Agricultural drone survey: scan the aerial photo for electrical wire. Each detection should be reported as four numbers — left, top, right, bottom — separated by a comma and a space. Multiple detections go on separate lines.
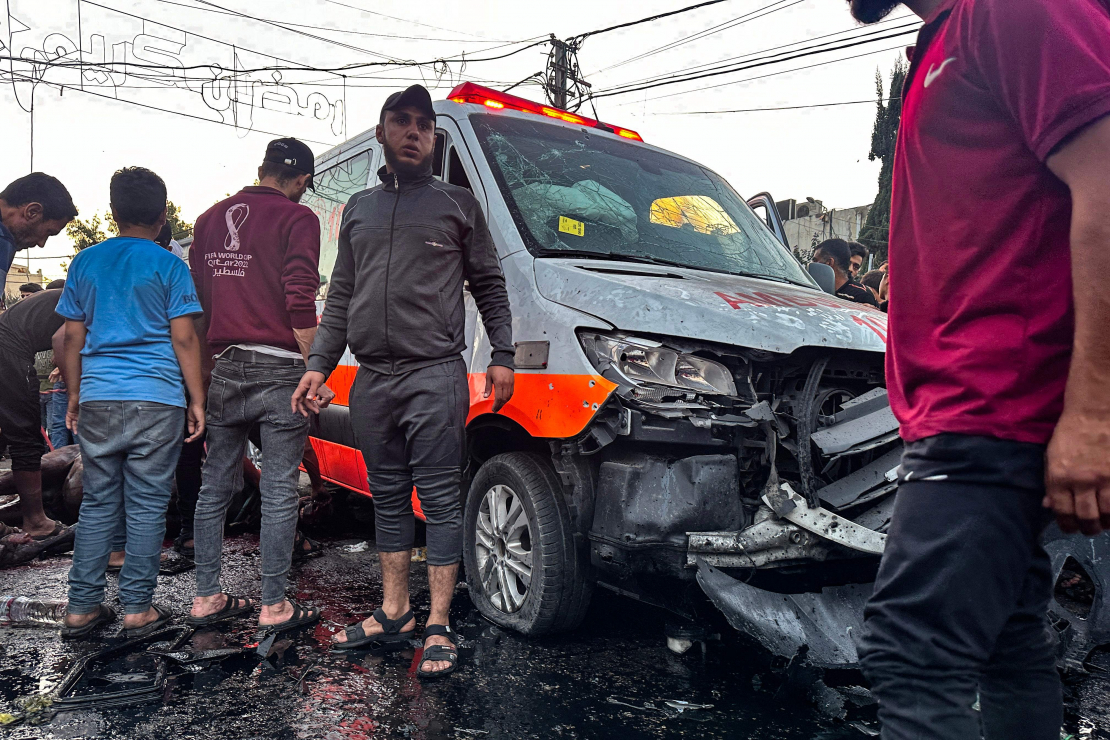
317, 0, 494, 39
602, 14, 917, 89
598, 20, 916, 96
573, 0, 736, 43
592, 29, 915, 99
142, 0, 518, 42
653, 96, 898, 113
615, 43, 908, 105
593, 0, 800, 74
3, 68, 334, 145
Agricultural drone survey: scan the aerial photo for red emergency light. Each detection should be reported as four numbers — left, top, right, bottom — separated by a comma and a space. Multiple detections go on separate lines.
447, 82, 643, 142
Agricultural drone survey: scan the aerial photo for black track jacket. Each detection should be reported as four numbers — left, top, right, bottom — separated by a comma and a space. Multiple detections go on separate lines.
308, 166, 514, 377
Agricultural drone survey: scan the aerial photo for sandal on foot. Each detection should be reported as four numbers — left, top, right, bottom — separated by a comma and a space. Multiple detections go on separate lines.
186, 594, 256, 626
60, 603, 116, 639
121, 603, 173, 639
258, 598, 320, 635
416, 624, 458, 680
331, 607, 414, 652
292, 532, 324, 563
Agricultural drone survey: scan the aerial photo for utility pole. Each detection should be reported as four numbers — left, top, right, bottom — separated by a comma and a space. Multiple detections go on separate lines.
545, 35, 588, 111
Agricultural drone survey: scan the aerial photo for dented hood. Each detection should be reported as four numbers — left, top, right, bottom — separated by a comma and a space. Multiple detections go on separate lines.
534, 258, 888, 354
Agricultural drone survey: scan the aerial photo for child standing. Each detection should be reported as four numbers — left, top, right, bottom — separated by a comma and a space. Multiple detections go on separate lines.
58, 167, 205, 638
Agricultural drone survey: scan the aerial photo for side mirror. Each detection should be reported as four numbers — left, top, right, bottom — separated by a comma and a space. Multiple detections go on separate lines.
808, 262, 836, 294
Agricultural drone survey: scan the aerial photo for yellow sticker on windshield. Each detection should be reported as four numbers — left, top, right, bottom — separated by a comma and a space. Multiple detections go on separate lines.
558, 216, 585, 237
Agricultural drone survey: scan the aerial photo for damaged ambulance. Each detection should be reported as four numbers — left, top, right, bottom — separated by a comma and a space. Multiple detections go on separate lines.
303, 83, 1105, 670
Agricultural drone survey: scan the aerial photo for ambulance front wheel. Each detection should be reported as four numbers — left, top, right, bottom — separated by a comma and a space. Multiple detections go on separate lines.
463, 452, 593, 635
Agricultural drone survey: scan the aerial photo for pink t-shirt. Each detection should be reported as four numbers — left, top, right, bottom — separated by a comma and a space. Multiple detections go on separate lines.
887, 0, 1110, 445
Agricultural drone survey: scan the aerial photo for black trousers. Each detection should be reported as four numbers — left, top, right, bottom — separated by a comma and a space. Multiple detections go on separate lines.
0, 348, 45, 472
349, 359, 468, 566
858, 434, 1062, 739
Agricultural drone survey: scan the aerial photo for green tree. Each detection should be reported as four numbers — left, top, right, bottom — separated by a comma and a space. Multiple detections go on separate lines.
65, 212, 111, 252
858, 59, 906, 265
165, 200, 193, 240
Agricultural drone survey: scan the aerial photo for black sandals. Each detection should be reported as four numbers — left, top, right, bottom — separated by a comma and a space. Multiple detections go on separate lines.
416, 624, 458, 680
331, 607, 415, 651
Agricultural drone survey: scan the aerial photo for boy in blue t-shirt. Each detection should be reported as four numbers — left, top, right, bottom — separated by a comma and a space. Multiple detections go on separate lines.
57, 167, 206, 639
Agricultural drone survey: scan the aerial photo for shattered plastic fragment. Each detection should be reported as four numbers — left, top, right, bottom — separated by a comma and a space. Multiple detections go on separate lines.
343, 541, 371, 553
664, 700, 714, 712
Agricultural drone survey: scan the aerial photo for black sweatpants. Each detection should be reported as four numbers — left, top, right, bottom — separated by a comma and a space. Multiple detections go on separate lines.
0, 348, 45, 472
349, 359, 468, 566
858, 434, 1062, 740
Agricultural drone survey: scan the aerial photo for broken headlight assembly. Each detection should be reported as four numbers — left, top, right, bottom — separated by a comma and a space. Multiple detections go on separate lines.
579, 332, 738, 397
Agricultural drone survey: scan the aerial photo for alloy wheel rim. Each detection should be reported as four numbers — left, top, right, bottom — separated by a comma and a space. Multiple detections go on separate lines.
475, 484, 533, 613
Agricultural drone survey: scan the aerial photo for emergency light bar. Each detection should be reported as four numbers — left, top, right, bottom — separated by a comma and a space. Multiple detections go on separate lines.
447, 82, 643, 142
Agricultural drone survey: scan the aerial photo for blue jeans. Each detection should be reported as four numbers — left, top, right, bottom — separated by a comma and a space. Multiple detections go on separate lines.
49, 382, 74, 449
68, 401, 184, 615
194, 357, 308, 606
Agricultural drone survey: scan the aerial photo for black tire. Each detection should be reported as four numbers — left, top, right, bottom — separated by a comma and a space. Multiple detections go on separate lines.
463, 452, 592, 635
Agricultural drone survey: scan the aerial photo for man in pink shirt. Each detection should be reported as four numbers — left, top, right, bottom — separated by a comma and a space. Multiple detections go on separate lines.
847, 0, 1110, 737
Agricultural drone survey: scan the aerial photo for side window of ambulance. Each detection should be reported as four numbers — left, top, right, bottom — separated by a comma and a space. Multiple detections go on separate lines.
432, 132, 446, 179
447, 147, 472, 192
301, 150, 374, 296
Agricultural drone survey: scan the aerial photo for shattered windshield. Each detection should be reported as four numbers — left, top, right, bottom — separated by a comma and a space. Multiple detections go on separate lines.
472, 114, 814, 286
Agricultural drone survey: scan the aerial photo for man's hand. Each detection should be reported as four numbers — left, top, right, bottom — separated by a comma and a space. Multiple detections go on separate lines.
48, 367, 61, 384
292, 371, 330, 416
66, 395, 80, 433
185, 400, 206, 443
1045, 409, 1110, 535
483, 365, 515, 413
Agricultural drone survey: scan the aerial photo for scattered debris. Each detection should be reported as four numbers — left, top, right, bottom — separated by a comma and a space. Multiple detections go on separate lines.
0, 595, 68, 626
342, 541, 371, 553
663, 700, 714, 713
849, 720, 880, 737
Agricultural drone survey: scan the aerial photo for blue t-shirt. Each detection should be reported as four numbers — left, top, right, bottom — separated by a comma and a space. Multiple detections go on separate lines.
56, 237, 202, 407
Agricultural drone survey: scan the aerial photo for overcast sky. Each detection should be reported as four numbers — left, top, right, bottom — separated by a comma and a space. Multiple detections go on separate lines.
1, 0, 911, 279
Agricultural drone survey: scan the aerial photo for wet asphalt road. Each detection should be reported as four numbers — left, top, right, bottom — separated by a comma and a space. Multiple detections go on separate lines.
2, 495, 1109, 739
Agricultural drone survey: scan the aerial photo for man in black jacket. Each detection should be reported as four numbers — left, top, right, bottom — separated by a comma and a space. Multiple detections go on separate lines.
293, 85, 514, 678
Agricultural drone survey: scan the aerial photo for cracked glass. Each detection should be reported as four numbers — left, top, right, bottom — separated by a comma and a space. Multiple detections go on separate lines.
303, 150, 373, 292
471, 114, 814, 287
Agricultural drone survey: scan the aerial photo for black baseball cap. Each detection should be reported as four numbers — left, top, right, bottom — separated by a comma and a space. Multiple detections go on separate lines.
264, 137, 316, 191
380, 84, 436, 123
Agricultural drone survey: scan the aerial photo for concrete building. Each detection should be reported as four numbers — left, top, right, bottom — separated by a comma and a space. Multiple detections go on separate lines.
777, 198, 872, 263
4, 262, 45, 303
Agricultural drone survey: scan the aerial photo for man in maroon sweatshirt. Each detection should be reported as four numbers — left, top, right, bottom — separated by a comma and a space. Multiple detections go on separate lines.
186, 138, 330, 632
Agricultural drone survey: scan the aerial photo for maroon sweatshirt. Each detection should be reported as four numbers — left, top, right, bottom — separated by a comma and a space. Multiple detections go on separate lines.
190, 186, 321, 355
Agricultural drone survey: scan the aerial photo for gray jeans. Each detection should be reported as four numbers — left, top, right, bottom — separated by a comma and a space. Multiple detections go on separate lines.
68, 401, 183, 614
193, 357, 309, 606
350, 359, 468, 566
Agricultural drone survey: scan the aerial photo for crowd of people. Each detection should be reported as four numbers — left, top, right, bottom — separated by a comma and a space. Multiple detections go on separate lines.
0, 84, 511, 680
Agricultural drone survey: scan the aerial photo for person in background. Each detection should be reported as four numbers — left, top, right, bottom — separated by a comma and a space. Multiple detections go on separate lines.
0, 288, 71, 539
849, 241, 869, 282
58, 167, 205, 639
20, 283, 43, 298
155, 222, 186, 260
44, 280, 75, 449
847, 0, 1110, 737
860, 269, 885, 300
187, 137, 326, 632
0, 174, 77, 308
812, 238, 879, 307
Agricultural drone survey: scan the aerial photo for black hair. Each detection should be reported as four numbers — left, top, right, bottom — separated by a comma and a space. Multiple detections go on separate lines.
155, 221, 173, 248
860, 269, 884, 292
46, 278, 65, 289
110, 167, 167, 227
814, 238, 852, 273
0, 173, 78, 222
259, 160, 303, 185
19, 282, 43, 293
849, 241, 869, 260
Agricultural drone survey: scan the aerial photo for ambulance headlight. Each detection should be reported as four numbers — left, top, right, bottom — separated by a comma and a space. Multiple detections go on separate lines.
578, 333, 737, 397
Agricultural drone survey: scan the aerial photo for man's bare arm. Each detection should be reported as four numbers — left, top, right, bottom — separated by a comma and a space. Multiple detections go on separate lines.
171, 316, 207, 442
292, 326, 317, 364
1045, 114, 1110, 535
61, 320, 87, 432
51, 325, 66, 382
